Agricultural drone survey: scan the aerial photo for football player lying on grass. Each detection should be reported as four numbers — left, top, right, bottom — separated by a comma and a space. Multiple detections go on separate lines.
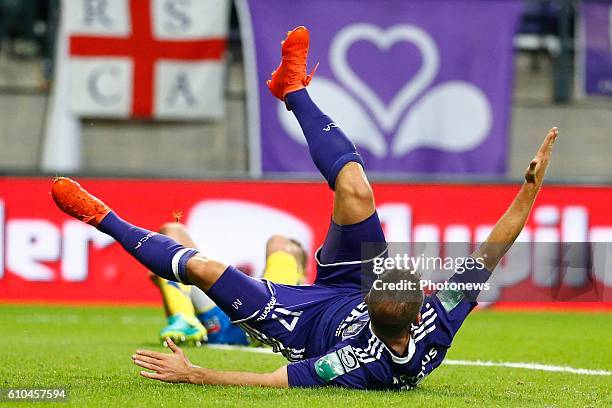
51, 26, 558, 390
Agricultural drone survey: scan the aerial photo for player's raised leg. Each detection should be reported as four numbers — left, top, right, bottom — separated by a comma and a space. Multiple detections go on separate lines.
268, 27, 382, 279
267, 26, 375, 226
50, 178, 272, 325
50, 177, 219, 286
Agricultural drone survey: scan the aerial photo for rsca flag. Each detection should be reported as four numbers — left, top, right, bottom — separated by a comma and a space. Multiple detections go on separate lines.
65, 0, 230, 120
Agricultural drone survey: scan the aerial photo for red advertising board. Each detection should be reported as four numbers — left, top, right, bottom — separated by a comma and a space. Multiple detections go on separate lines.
1, 177, 611, 307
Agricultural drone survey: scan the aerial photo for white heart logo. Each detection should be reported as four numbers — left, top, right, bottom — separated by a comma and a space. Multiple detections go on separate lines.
277, 23, 493, 160
330, 24, 439, 132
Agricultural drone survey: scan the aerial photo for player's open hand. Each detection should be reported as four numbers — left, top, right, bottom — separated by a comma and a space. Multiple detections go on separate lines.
132, 338, 194, 383
524, 127, 559, 187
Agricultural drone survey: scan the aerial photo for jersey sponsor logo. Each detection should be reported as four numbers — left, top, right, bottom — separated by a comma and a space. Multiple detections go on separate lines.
271, 307, 303, 332
255, 295, 277, 321
314, 345, 361, 382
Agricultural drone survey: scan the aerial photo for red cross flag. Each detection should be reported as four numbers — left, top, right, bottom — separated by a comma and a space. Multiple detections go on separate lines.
64, 0, 229, 120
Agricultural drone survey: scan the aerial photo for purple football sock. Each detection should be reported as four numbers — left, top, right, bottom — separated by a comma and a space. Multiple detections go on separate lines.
285, 88, 364, 190
97, 212, 196, 284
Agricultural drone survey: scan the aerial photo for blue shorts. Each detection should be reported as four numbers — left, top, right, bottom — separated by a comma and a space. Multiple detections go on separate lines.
206, 212, 387, 361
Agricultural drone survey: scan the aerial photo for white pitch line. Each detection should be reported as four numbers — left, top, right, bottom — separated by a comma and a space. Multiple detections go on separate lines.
205, 344, 611, 376
207, 344, 275, 354
443, 359, 611, 376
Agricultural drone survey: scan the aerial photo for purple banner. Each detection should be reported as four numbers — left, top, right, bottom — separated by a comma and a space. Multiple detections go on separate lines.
239, 0, 522, 175
582, 1, 612, 96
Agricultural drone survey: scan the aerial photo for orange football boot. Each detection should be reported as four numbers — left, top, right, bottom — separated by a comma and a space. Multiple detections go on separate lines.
50, 177, 111, 227
267, 26, 318, 101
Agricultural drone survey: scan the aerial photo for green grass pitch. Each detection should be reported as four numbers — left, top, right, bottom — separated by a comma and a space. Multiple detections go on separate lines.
1, 304, 610, 407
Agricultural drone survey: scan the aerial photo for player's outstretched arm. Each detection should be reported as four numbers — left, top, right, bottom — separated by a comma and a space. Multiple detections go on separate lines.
473, 127, 559, 271
132, 338, 289, 388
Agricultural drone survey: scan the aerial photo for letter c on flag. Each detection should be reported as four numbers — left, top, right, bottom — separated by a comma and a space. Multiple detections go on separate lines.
88, 65, 121, 106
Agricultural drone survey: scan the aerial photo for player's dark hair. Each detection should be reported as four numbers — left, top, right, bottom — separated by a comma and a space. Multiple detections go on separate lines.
365, 268, 424, 340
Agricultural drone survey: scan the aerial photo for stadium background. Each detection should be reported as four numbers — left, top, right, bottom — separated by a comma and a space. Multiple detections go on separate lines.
0, 0, 609, 306
0, 1, 610, 406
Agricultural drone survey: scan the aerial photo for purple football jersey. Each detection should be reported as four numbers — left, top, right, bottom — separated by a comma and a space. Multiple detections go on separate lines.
287, 290, 481, 390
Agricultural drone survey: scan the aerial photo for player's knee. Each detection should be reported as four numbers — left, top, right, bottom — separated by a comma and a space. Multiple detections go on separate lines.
335, 162, 373, 201
159, 222, 186, 237
186, 256, 211, 281
336, 176, 374, 205
185, 256, 226, 290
